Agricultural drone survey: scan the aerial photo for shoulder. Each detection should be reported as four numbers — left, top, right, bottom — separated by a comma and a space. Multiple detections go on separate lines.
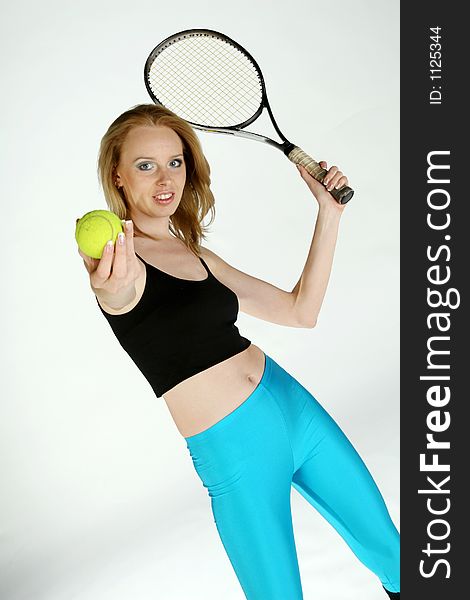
198, 245, 216, 261
198, 245, 227, 274
198, 245, 248, 288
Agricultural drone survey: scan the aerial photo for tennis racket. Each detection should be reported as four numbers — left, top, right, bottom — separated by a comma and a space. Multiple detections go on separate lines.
144, 28, 354, 205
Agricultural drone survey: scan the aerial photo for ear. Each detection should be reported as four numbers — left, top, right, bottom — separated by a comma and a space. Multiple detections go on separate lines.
113, 166, 122, 188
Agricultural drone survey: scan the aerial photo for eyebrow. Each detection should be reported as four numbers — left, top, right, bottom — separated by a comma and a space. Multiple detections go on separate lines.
133, 154, 184, 162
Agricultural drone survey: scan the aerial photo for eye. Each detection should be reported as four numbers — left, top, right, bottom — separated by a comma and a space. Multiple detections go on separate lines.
137, 162, 154, 171
169, 158, 183, 168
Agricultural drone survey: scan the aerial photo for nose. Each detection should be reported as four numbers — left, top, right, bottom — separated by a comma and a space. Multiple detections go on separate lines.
155, 167, 172, 186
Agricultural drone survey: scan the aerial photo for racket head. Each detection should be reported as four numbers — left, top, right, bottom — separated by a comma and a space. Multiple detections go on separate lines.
144, 29, 267, 130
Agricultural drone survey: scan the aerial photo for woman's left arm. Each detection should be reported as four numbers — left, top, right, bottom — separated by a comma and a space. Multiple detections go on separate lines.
291, 161, 348, 327
199, 161, 349, 329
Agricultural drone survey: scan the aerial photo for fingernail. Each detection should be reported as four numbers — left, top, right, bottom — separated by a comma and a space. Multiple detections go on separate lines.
118, 232, 125, 245
335, 182, 341, 189
324, 179, 329, 186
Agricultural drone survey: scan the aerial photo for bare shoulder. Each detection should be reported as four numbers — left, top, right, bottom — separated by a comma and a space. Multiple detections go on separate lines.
199, 246, 221, 266
198, 244, 217, 260
198, 245, 229, 274
197, 244, 253, 290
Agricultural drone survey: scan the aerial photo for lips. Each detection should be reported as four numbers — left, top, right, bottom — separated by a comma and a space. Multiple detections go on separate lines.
153, 192, 175, 204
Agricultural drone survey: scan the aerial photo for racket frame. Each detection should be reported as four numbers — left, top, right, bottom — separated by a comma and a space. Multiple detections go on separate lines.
144, 28, 295, 154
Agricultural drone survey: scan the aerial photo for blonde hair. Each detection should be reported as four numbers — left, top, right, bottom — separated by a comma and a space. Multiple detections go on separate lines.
97, 104, 216, 256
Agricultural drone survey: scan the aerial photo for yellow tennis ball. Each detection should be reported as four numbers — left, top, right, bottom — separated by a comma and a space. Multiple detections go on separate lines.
75, 210, 124, 259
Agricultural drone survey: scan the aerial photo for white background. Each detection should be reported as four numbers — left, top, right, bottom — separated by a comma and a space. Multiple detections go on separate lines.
1, 0, 399, 598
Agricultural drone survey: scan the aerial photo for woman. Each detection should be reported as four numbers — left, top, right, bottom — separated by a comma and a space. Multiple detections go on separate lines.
77, 104, 400, 599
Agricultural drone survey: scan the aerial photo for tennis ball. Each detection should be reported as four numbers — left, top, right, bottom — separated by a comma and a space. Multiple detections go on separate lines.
75, 210, 124, 259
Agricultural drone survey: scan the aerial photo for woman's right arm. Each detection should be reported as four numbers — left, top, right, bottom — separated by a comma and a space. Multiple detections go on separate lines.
77, 219, 144, 312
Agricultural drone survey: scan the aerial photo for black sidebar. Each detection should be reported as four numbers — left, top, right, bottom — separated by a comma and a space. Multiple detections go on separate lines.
401, 3, 466, 599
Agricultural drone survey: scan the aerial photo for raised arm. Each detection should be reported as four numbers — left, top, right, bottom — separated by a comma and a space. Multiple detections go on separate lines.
291, 160, 348, 327
199, 160, 349, 329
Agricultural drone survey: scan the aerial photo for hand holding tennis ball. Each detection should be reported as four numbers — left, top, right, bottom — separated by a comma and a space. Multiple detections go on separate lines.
75, 210, 143, 302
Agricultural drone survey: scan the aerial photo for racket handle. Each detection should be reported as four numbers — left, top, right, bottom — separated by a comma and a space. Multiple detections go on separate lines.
287, 146, 354, 204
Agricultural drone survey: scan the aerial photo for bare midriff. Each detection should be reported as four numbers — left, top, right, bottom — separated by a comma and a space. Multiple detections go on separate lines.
162, 343, 266, 438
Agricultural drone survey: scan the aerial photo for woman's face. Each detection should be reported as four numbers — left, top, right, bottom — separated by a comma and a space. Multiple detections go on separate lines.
115, 125, 187, 219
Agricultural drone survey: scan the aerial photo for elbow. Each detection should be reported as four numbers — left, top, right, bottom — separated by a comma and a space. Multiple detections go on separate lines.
291, 296, 317, 328
295, 312, 317, 329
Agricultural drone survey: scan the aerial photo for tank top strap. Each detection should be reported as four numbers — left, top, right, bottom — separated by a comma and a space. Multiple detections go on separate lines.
198, 255, 212, 278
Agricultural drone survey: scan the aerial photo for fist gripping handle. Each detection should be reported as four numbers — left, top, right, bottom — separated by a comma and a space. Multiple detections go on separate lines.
287, 146, 354, 205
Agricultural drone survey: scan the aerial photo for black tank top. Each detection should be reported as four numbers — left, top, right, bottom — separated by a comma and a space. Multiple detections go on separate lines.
95, 252, 252, 397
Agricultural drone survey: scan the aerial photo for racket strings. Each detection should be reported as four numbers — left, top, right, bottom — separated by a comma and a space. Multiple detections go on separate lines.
150, 39, 260, 123
150, 42, 259, 124
147, 35, 263, 127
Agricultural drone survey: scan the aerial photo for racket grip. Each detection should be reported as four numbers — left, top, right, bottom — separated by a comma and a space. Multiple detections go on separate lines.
287, 146, 354, 204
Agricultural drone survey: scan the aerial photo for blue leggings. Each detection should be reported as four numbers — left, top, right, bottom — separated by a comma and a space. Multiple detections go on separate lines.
185, 352, 400, 598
